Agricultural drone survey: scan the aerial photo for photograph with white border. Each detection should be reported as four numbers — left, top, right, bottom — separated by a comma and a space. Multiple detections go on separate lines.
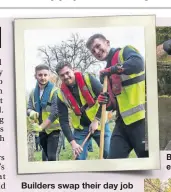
14, 15, 160, 174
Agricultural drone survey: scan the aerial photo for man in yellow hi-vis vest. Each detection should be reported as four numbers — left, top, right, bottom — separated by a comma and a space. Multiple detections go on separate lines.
27, 64, 61, 161
56, 61, 111, 160
86, 34, 149, 159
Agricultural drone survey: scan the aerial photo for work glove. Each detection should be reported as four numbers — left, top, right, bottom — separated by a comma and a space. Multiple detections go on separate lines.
31, 123, 43, 132
163, 39, 171, 55
29, 110, 39, 121
100, 64, 124, 84
97, 92, 109, 105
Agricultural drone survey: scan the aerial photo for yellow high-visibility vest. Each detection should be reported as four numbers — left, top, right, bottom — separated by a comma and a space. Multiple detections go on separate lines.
116, 45, 145, 125
31, 86, 61, 134
58, 73, 106, 130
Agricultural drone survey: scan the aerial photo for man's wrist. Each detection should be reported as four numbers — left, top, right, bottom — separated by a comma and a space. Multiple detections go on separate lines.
94, 117, 101, 125
40, 119, 52, 130
39, 124, 44, 130
70, 139, 76, 146
70, 140, 78, 149
38, 125, 43, 132
111, 64, 124, 74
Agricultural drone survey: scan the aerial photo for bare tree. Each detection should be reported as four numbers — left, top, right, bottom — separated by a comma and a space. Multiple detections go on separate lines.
38, 33, 102, 75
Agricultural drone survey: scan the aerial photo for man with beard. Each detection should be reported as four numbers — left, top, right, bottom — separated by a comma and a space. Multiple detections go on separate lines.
27, 64, 61, 161
86, 34, 148, 159
56, 61, 111, 160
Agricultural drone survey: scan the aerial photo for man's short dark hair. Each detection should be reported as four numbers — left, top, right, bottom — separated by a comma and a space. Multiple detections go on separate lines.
35, 64, 49, 73
55, 61, 72, 74
86, 34, 107, 49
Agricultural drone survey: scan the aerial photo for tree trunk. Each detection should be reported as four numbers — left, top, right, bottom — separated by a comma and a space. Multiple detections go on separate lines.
27, 132, 35, 161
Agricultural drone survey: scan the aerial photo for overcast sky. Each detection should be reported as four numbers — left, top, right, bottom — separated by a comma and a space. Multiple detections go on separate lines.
24, 26, 145, 93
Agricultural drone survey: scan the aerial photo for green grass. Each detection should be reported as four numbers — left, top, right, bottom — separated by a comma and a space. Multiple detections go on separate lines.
34, 139, 136, 161
159, 95, 171, 98
34, 121, 137, 161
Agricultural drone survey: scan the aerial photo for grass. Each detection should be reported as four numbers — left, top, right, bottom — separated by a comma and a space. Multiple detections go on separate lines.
159, 95, 171, 98
34, 139, 136, 161
33, 121, 137, 161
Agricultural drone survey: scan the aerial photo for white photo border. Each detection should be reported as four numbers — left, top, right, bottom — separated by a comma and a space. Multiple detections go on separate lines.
14, 15, 160, 174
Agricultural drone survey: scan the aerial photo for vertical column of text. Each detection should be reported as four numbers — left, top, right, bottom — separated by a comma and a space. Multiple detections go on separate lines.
0, 27, 6, 190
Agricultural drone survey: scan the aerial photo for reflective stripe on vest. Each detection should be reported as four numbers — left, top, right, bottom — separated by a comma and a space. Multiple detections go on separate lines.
58, 73, 106, 130
116, 45, 145, 125
120, 103, 145, 118
31, 86, 61, 134
122, 73, 145, 87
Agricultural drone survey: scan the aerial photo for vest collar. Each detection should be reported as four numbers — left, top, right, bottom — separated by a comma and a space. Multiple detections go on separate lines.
106, 48, 121, 68
61, 72, 95, 116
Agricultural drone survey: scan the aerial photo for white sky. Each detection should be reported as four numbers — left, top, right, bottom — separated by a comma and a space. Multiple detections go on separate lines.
24, 26, 145, 93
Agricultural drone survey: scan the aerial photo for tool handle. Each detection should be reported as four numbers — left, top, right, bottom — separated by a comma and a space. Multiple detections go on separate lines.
73, 131, 91, 160
99, 76, 108, 159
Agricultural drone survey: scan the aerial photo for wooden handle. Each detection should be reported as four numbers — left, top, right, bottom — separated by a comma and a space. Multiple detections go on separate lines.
99, 76, 108, 159
73, 132, 91, 160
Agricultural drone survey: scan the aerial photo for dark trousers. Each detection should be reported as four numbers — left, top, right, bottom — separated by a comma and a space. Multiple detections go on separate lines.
35, 136, 41, 151
39, 130, 60, 161
42, 149, 48, 161
61, 132, 65, 150
108, 117, 149, 159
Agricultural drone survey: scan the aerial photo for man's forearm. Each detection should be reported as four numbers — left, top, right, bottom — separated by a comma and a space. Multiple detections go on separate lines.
57, 96, 75, 143
48, 92, 59, 122
89, 74, 103, 96
27, 95, 35, 116
88, 74, 103, 120
121, 56, 144, 75
95, 105, 102, 120
60, 122, 74, 143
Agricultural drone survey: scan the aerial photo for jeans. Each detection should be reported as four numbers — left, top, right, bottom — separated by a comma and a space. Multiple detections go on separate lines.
108, 118, 149, 159
74, 122, 111, 160
87, 139, 93, 152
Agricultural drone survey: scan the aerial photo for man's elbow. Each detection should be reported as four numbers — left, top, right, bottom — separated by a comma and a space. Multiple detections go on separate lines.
132, 57, 144, 73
